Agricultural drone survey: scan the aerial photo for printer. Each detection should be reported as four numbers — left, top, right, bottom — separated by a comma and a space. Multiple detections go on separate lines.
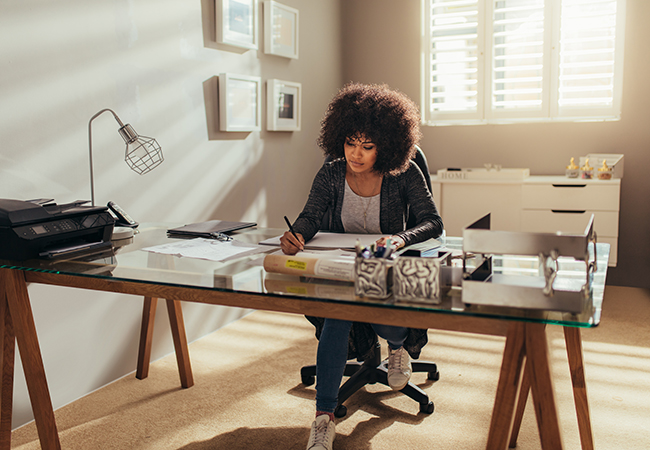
0, 199, 115, 261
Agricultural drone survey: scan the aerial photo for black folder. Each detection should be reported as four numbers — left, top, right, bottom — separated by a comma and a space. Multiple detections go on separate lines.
167, 220, 256, 239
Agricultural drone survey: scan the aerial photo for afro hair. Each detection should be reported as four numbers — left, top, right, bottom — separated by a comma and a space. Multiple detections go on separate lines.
317, 83, 422, 175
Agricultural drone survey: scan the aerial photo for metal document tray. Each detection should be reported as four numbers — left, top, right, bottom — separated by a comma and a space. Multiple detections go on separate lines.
461, 214, 596, 313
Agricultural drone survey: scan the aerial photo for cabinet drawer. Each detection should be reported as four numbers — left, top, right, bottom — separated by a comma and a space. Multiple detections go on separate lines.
521, 210, 619, 236
522, 183, 620, 211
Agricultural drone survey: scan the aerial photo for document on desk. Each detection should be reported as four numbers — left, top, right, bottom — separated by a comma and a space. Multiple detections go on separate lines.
259, 232, 385, 250
142, 238, 269, 262
259, 231, 442, 254
399, 237, 443, 255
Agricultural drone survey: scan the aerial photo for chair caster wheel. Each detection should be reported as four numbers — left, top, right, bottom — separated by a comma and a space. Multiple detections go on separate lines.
428, 371, 440, 381
302, 375, 315, 386
420, 401, 434, 414
334, 405, 347, 418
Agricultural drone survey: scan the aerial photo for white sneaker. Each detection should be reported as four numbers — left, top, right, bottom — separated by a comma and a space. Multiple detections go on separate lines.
387, 347, 412, 390
307, 414, 335, 450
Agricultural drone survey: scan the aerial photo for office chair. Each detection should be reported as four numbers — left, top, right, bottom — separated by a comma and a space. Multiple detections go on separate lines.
300, 145, 440, 417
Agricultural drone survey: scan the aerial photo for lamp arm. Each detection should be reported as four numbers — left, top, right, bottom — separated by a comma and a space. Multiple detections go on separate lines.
88, 109, 126, 206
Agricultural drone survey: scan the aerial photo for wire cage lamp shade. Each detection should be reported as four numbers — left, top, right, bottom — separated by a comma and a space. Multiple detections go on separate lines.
117, 123, 164, 175
88, 109, 164, 206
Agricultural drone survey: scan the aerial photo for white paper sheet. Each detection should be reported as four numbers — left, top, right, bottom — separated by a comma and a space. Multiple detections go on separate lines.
142, 238, 269, 262
259, 232, 441, 253
259, 232, 385, 250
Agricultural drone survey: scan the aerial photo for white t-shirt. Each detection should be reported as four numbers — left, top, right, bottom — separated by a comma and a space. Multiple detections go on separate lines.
341, 179, 381, 234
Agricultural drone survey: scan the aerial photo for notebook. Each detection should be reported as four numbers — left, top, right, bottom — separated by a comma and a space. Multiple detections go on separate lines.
259, 231, 441, 253
167, 220, 256, 238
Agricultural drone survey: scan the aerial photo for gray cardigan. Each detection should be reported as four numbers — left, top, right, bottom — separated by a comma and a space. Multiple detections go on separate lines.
293, 159, 443, 245
295, 159, 444, 360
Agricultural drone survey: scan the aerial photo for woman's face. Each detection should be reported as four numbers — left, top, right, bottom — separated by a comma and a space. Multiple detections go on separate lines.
344, 134, 377, 175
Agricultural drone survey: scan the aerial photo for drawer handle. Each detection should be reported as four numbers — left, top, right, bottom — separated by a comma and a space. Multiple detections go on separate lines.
551, 184, 587, 188
551, 210, 586, 214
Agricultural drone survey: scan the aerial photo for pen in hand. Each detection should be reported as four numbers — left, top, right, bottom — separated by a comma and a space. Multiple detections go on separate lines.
283, 216, 303, 250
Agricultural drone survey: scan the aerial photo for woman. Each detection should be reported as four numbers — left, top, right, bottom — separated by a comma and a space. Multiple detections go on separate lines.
280, 83, 443, 450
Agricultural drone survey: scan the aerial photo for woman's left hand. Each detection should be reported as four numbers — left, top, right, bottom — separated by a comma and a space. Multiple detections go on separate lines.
375, 235, 405, 250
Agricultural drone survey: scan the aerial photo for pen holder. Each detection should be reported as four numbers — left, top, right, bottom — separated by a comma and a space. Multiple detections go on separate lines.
354, 256, 393, 299
393, 252, 451, 304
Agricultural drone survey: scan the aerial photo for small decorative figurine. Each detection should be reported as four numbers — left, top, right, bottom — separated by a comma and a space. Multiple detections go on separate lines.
597, 159, 613, 180
580, 158, 593, 179
566, 157, 579, 178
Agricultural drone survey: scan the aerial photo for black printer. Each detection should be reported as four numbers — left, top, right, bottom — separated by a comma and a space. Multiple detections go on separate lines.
0, 199, 114, 261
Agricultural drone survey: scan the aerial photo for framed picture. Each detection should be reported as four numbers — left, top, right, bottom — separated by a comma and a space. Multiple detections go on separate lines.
219, 73, 262, 132
216, 0, 258, 50
263, 1, 299, 59
267, 79, 301, 131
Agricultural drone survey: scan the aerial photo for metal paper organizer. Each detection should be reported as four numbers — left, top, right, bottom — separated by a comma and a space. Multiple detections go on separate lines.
461, 213, 597, 313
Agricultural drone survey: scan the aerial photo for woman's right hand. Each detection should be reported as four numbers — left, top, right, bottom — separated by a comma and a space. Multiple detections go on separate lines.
279, 231, 305, 255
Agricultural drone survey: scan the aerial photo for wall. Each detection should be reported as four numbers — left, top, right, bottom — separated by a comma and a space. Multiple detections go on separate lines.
342, 0, 650, 288
0, 0, 342, 428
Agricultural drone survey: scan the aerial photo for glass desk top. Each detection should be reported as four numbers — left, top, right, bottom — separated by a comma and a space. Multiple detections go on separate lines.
0, 224, 609, 328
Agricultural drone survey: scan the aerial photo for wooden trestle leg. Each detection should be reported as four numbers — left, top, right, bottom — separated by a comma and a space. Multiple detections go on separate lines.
136, 296, 194, 388
1, 269, 60, 450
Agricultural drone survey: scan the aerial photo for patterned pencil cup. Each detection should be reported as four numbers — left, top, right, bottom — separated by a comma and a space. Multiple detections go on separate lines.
393, 252, 450, 304
354, 257, 393, 299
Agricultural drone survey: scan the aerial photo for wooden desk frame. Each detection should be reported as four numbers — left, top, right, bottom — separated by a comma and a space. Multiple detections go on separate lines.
1, 268, 593, 450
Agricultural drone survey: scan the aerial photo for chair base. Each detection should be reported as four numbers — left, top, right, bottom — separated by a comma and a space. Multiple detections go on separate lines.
300, 343, 438, 417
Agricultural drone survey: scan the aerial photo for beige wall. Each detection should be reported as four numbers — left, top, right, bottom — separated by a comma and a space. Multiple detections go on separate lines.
0, 0, 342, 428
342, 0, 650, 288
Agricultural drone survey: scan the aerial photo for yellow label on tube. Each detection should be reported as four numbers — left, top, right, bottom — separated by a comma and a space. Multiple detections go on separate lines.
286, 259, 307, 270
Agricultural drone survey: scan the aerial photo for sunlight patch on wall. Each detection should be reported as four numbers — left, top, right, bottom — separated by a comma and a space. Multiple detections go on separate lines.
242, 187, 268, 226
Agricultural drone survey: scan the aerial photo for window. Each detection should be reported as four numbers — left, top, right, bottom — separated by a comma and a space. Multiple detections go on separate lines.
422, 0, 626, 125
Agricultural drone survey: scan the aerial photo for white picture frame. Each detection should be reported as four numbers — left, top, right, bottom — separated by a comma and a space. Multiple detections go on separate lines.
219, 73, 262, 132
263, 1, 299, 59
267, 79, 301, 131
216, 0, 258, 50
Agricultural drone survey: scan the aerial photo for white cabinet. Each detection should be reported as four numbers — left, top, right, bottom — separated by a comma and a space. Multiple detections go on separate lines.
432, 179, 522, 234
431, 175, 620, 266
521, 177, 620, 266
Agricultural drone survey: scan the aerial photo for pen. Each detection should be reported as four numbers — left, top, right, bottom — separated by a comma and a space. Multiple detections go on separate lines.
284, 216, 301, 247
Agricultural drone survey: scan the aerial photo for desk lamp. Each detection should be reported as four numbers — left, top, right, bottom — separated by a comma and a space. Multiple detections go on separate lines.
88, 108, 164, 206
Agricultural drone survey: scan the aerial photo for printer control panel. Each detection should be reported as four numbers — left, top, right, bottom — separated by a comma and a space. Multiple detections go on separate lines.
15, 213, 113, 240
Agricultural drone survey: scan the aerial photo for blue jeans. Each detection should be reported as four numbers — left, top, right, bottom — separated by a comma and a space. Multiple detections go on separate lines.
315, 318, 408, 413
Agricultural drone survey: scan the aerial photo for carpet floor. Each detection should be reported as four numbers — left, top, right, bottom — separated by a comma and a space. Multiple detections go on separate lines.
10, 285, 650, 449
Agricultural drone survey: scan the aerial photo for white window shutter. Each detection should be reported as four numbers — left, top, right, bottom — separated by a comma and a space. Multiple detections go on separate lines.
423, 0, 625, 124
556, 0, 624, 119
486, 0, 550, 120
426, 0, 484, 122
